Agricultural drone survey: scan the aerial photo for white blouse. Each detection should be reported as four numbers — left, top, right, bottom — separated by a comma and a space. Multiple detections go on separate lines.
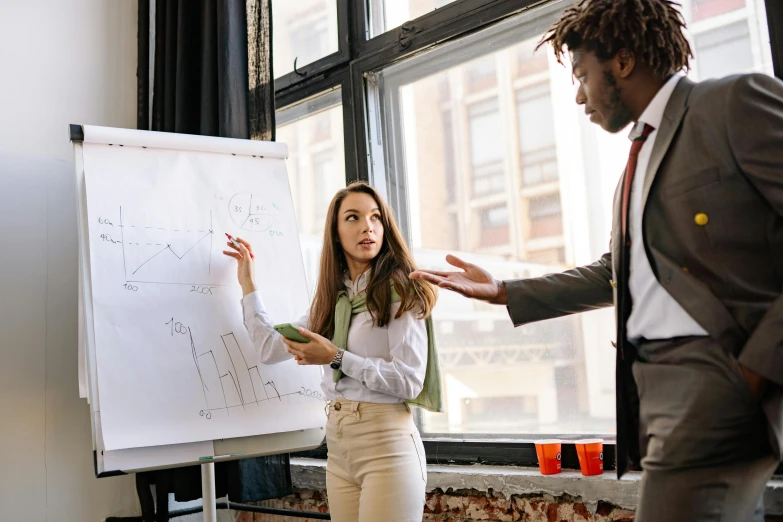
241, 271, 428, 403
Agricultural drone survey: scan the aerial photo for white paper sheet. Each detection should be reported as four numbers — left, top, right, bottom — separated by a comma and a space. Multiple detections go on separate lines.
94, 413, 215, 473
82, 142, 324, 451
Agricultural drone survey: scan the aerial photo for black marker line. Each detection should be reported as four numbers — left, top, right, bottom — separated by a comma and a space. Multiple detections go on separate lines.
131, 245, 169, 274
221, 334, 245, 405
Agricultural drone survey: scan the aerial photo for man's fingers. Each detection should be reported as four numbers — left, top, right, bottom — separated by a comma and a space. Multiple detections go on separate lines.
439, 281, 470, 296
445, 254, 473, 271
410, 271, 448, 285
411, 269, 458, 278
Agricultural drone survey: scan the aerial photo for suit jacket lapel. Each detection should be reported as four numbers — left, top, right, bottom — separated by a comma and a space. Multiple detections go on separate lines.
641, 77, 696, 211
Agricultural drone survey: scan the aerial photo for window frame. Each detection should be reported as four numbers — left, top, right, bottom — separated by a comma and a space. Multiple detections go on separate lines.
273, 0, 352, 91
270, 0, 783, 473
135, 0, 783, 470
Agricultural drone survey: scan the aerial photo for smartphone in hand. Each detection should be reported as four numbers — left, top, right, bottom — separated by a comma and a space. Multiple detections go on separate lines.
273, 323, 310, 343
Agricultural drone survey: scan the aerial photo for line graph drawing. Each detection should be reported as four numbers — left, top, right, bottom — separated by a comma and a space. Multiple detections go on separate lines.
188, 329, 322, 419
118, 206, 220, 286
229, 193, 282, 232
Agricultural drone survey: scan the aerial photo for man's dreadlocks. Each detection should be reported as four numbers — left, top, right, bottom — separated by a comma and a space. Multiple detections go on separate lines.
537, 0, 693, 79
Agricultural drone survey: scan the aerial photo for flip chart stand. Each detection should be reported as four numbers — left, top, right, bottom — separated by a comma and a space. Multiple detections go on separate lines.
202, 463, 217, 522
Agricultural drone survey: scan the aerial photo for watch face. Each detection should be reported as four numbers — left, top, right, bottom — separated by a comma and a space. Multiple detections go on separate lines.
330, 362, 339, 369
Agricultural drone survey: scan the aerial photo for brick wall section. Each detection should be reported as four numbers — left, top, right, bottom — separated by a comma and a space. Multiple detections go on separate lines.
233, 488, 783, 522
235, 487, 636, 521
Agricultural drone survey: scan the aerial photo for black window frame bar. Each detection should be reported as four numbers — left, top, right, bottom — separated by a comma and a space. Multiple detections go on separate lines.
273, 0, 352, 91
136, 0, 783, 471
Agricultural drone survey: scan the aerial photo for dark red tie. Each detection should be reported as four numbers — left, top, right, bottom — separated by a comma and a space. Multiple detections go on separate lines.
621, 123, 655, 242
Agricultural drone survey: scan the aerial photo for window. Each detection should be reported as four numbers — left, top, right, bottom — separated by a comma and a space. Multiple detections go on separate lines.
372, 1, 618, 437
468, 100, 506, 198
691, 0, 746, 22
369, 0, 459, 37
276, 90, 345, 295
272, 0, 338, 78
517, 84, 558, 187
681, 0, 774, 79
441, 110, 457, 204
528, 194, 563, 238
466, 56, 498, 93
479, 205, 510, 247
694, 21, 754, 79
528, 247, 566, 265
271, 0, 780, 459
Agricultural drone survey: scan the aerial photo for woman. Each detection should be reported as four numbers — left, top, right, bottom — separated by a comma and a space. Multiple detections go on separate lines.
223, 181, 439, 522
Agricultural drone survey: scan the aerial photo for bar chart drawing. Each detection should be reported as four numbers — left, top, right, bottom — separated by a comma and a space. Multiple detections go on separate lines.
189, 329, 310, 419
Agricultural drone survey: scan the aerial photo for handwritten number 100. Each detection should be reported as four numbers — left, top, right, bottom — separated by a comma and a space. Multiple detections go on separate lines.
166, 318, 188, 336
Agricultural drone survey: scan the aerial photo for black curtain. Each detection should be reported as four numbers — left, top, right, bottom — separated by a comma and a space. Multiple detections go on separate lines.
147, 0, 275, 141
136, 1, 286, 520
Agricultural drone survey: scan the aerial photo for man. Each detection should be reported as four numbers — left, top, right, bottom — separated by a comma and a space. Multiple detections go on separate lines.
411, 1, 783, 520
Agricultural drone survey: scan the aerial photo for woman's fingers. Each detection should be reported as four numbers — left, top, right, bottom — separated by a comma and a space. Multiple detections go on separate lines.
296, 327, 327, 344
226, 241, 240, 252
236, 236, 255, 255
222, 250, 241, 260
286, 344, 305, 357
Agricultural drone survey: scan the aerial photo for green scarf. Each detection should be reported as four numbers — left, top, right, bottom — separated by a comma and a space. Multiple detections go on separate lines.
331, 283, 444, 413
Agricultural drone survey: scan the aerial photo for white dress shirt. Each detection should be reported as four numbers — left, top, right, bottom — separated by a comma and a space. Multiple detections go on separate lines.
626, 72, 708, 342
241, 271, 428, 403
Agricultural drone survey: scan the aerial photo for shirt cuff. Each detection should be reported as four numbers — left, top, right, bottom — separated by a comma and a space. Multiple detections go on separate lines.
241, 291, 265, 323
339, 350, 364, 382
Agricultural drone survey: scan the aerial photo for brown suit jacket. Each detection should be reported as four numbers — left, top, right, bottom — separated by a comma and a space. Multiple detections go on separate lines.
505, 74, 783, 478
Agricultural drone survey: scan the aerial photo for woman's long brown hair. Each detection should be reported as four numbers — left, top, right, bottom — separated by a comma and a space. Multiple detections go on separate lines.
308, 181, 437, 339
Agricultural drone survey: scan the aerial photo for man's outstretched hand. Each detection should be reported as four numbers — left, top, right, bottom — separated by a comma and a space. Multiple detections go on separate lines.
409, 254, 507, 305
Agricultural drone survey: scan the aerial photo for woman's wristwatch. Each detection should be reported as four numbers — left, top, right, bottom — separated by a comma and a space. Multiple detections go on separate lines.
329, 347, 345, 370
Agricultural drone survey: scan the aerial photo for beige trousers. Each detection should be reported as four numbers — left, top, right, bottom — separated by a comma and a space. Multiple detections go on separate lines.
325, 398, 427, 522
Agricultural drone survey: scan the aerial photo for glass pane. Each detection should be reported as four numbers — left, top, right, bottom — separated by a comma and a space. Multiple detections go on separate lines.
369, 0, 459, 38
276, 96, 345, 296
373, 0, 774, 438
684, 0, 773, 79
272, 0, 339, 78
690, 0, 746, 22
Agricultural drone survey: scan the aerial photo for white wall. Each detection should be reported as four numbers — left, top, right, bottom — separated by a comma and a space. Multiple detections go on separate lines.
0, 2, 140, 521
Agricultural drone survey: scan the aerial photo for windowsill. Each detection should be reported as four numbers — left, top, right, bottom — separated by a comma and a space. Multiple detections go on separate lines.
290, 458, 783, 515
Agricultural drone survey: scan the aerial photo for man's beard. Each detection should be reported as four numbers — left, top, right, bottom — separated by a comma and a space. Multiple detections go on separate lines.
603, 71, 634, 133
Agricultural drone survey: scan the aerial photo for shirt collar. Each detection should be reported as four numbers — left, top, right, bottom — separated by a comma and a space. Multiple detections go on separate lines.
342, 269, 370, 295
629, 71, 684, 140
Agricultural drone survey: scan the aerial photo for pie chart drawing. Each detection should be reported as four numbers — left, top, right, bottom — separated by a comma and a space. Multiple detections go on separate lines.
229, 193, 279, 232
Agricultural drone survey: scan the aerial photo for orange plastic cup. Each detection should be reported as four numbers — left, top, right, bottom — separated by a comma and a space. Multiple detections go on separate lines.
534, 439, 562, 475
575, 438, 604, 476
